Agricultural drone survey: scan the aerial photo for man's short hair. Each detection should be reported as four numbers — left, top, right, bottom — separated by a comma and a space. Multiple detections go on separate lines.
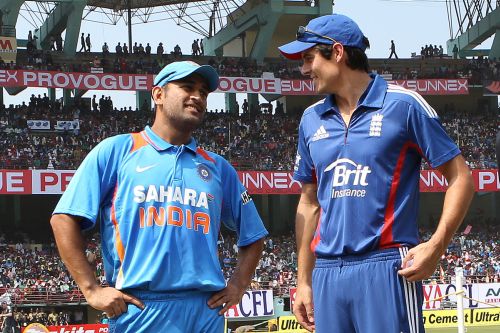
315, 40, 370, 73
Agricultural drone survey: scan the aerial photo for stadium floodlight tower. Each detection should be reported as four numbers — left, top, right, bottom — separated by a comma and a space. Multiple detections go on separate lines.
445, 0, 500, 58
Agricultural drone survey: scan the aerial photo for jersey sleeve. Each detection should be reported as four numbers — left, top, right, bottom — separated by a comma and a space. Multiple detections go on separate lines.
53, 136, 127, 230
293, 118, 316, 183
407, 99, 461, 168
220, 159, 268, 247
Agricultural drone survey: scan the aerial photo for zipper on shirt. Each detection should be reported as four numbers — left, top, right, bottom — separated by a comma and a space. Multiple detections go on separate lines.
342, 107, 361, 144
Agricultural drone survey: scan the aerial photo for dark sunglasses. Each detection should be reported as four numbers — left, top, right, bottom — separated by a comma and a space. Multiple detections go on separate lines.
296, 26, 338, 44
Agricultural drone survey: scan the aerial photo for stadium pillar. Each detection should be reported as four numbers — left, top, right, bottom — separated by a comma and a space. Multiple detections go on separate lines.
489, 29, 500, 59
136, 91, 151, 112
0, 0, 24, 28
63, 1, 86, 56
225, 93, 237, 113
13, 196, 21, 227
247, 94, 259, 114
63, 89, 73, 107
48, 88, 56, 102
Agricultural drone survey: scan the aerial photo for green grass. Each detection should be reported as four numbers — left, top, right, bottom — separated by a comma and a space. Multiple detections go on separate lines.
427, 326, 500, 333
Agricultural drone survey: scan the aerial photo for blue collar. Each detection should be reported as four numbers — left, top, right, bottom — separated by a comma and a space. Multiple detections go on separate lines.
142, 126, 197, 153
317, 73, 388, 116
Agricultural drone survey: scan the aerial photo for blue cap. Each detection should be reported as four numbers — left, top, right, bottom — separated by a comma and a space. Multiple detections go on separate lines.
278, 14, 367, 60
153, 61, 219, 92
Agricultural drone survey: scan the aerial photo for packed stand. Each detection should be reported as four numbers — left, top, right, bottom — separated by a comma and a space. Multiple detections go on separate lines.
7, 31, 500, 82
421, 223, 500, 284
0, 230, 106, 304
0, 222, 499, 302
0, 97, 497, 170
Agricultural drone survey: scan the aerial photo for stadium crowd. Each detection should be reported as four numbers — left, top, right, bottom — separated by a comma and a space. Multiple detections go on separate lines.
0, 97, 497, 170
0, 223, 498, 306
6, 38, 500, 83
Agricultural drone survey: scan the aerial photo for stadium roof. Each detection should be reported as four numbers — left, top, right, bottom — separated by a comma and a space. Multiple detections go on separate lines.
87, 0, 209, 10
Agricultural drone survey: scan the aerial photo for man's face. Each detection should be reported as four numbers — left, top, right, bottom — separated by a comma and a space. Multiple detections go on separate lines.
153, 74, 209, 132
300, 46, 341, 95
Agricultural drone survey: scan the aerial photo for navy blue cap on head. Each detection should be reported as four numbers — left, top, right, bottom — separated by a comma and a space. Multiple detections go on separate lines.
278, 14, 367, 60
154, 61, 219, 92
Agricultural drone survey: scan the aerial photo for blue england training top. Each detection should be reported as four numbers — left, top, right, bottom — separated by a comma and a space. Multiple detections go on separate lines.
293, 74, 460, 257
54, 126, 268, 291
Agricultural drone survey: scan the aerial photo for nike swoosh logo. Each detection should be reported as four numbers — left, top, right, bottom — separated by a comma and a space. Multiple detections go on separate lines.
135, 164, 157, 173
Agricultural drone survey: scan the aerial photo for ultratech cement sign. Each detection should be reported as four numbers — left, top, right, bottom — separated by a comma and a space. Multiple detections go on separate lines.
423, 308, 500, 328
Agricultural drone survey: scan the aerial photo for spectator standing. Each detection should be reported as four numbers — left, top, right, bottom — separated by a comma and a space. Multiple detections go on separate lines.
102, 42, 109, 55
453, 44, 459, 59
85, 34, 91, 52
116, 42, 122, 55
388, 40, 398, 59
157, 42, 164, 56
79, 33, 86, 52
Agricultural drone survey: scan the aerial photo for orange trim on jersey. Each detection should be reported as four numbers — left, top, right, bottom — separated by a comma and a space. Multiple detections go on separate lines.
110, 185, 125, 262
380, 142, 421, 248
196, 148, 216, 163
130, 132, 149, 153
310, 209, 322, 253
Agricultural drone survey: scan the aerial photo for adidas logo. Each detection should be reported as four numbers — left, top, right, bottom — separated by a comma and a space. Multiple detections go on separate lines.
312, 125, 329, 141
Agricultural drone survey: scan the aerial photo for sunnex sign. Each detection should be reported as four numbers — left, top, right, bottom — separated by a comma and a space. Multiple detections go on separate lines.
0, 169, 497, 194
224, 290, 274, 318
0, 70, 469, 95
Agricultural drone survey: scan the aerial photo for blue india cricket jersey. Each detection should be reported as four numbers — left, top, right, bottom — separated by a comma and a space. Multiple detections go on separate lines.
54, 126, 268, 291
294, 74, 460, 257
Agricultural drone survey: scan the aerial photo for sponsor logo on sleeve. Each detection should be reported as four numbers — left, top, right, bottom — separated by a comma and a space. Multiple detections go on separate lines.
241, 190, 252, 204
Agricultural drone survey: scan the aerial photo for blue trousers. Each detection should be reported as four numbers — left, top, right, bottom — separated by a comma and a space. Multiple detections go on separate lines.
312, 247, 425, 333
107, 290, 224, 333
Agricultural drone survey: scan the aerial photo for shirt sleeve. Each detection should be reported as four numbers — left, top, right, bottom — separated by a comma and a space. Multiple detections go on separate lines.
220, 159, 268, 247
293, 117, 316, 183
406, 99, 461, 168
53, 136, 127, 230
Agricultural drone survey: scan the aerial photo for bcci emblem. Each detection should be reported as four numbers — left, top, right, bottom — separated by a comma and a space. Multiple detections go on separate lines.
197, 164, 212, 182
24, 323, 50, 333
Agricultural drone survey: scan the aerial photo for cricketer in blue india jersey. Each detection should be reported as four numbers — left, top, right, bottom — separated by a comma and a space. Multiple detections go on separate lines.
51, 61, 268, 333
279, 13, 474, 333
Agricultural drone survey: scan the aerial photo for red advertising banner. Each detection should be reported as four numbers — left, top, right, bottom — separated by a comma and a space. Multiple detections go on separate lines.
0, 169, 497, 195
0, 70, 152, 91
0, 70, 469, 95
387, 79, 468, 95
22, 323, 108, 333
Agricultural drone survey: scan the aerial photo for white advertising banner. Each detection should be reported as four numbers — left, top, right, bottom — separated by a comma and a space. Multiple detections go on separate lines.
55, 120, 80, 131
422, 282, 500, 310
27, 119, 50, 130
224, 290, 274, 318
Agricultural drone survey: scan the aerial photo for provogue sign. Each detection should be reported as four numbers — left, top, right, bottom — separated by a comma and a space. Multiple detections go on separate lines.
0, 70, 469, 95
0, 169, 497, 194
0, 70, 152, 91
224, 290, 274, 318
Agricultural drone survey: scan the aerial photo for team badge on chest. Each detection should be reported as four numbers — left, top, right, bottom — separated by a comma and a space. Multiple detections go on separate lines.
197, 164, 212, 181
